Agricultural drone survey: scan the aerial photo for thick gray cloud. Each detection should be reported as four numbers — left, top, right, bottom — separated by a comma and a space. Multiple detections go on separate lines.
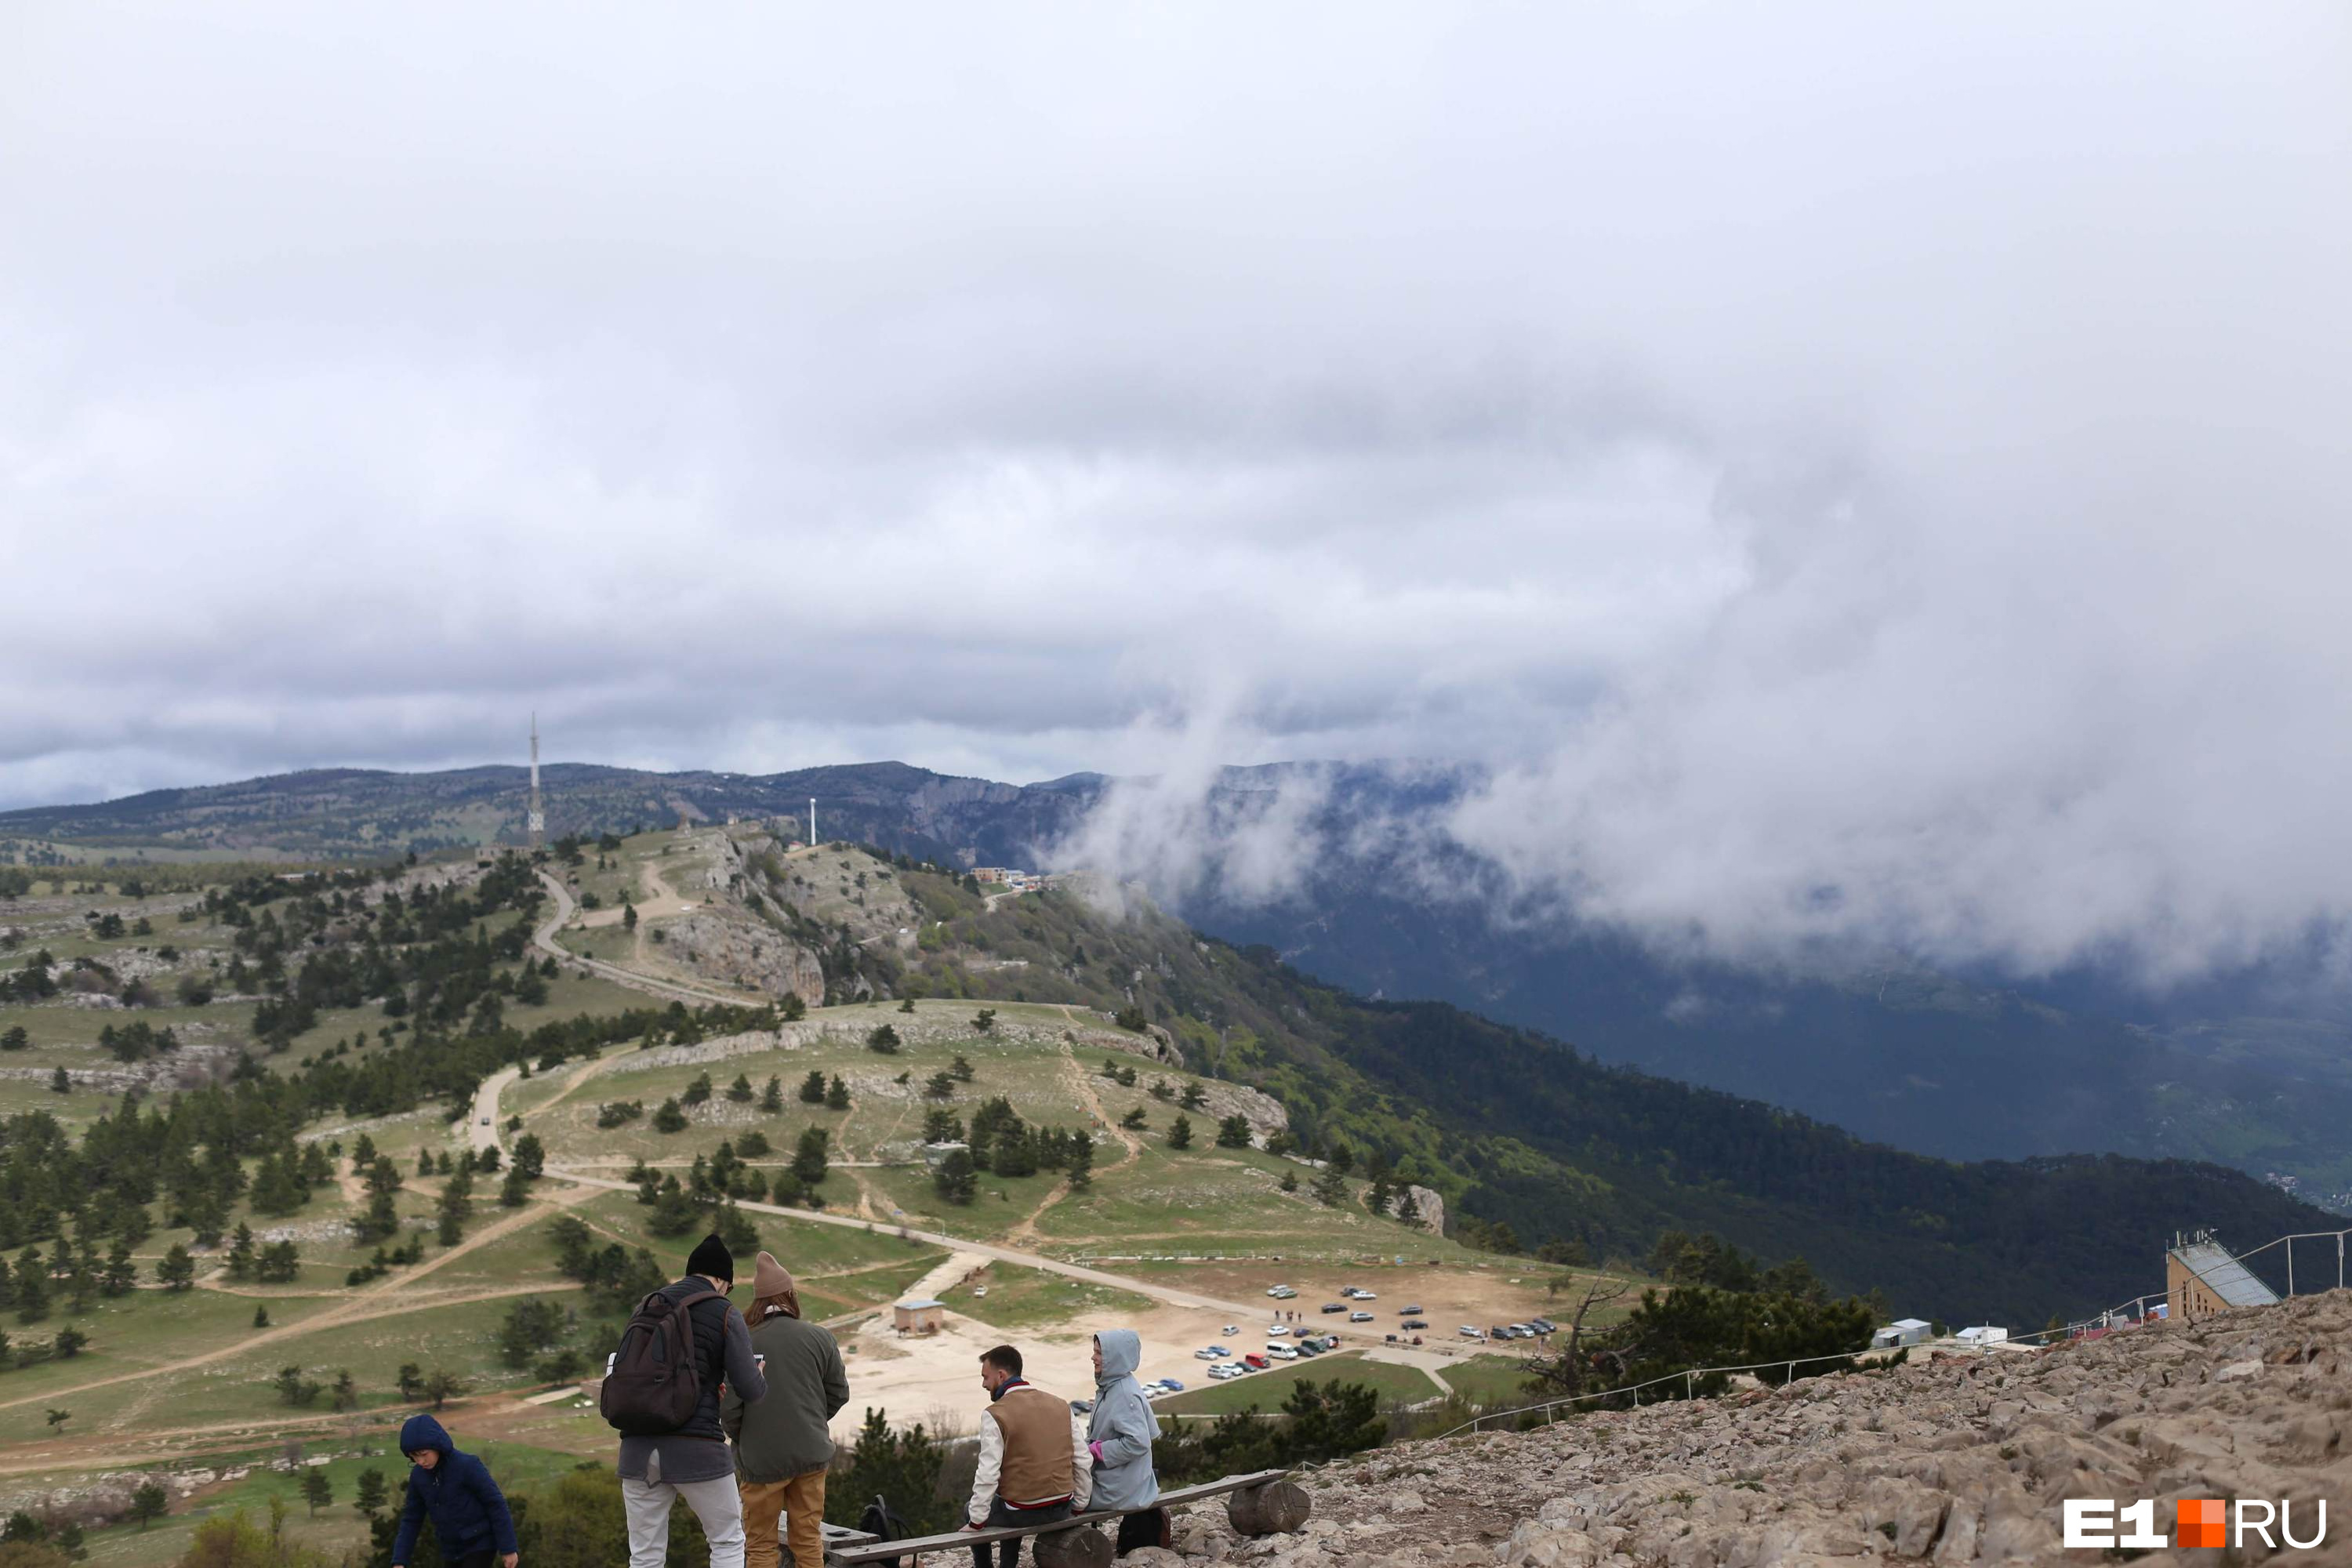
5, 4, 2348, 980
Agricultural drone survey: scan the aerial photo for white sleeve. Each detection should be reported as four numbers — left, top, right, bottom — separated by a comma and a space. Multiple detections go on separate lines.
969, 1413, 1004, 1526
1069, 1411, 1094, 1511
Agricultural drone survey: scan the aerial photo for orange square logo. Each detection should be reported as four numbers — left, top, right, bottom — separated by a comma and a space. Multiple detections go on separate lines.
2176, 1498, 2225, 1548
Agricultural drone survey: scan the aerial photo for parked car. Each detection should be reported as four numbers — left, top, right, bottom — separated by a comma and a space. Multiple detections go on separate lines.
1530, 1318, 1557, 1334
1208, 1363, 1244, 1380
1401, 1319, 1429, 1330
1266, 1324, 1290, 1337
1399, 1304, 1425, 1315
1348, 1311, 1375, 1322
1159, 1378, 1185, 1392
1458, 1326, 1484, 1340
1321, 1302, 1346, 1313
1243, 1353, 1270, 1369
1509, 1323, 1537, 1337
1316, 1335, 1341, 1351
1221, 1324, 1240, 1335
1194, 1348, 1221, 1359
1296, 1340, 1321, 1357
1265, 1343, 1298, 1360
1490, 1325, 1517, 1339
1266, 1285, 1298, 1298
1353, 1290, 1377, 1301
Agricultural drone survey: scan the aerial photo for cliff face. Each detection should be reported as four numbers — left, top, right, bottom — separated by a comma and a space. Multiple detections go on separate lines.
1140, 1290, 2352, 1568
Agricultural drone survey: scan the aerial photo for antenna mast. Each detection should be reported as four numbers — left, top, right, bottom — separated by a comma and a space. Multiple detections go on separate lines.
808, 797, 816, 847
528, 715, 545, 850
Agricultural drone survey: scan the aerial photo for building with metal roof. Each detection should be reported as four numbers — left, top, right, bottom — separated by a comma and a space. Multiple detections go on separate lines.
2166, 1230, 2281, 1322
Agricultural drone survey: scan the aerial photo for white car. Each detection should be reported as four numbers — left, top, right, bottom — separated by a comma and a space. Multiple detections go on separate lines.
1352, 1290, 1377, 1301
1265, 1343, 1298, 1359
1266, 1285, 1297, 1298
1266, 1324, 1290, 1337
1194, 1348, 1221, 1359
1220, 1324, 1240, 1336
1208, 1363, 1244, 1380
1348, 1311, 1374, 1323
1458, 1325, 1484, 1339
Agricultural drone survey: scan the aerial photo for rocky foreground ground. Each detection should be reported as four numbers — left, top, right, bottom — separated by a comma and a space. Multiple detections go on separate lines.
1134, 1289, 2352, 1566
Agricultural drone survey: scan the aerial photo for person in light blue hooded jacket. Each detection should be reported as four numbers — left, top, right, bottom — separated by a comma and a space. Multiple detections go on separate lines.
1083, 1330, 1166, 1556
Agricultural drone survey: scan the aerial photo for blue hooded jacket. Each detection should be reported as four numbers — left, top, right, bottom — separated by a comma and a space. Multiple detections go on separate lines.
1084, 1329, 1159, 1511
390, 1414, 518, 1565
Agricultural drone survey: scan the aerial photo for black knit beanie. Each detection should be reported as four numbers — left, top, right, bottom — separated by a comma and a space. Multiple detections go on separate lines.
686, 1232, 733, 1285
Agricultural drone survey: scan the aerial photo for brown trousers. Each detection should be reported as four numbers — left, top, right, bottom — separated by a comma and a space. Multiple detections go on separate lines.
740, 1468, 827, 1568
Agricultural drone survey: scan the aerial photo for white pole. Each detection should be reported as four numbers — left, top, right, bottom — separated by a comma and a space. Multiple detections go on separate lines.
809, 798, 816, 845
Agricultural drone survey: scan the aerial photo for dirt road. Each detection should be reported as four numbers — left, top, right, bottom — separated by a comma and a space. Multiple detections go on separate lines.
532, 870, 751, 1008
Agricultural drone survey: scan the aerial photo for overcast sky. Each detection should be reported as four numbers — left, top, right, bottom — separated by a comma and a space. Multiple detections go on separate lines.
5, 4, 2349, 978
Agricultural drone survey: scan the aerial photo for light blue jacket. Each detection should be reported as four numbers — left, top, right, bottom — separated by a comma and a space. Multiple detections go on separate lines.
1085, 1329, 1160, 1511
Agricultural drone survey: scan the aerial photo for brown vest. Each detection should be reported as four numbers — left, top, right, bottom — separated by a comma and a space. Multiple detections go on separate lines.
985, 1384, 1075, 1505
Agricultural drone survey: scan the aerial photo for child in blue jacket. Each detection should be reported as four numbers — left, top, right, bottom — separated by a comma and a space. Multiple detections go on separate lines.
390, 1414, 520, 1568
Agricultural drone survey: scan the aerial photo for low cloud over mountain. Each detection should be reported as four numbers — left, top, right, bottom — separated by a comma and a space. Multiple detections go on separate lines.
5, 5, 2348, 982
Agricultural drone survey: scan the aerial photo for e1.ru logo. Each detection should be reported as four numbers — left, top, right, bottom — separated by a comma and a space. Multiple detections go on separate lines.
2063, 1497, 2325, 1550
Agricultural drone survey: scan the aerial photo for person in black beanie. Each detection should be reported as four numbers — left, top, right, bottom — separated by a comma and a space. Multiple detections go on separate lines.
619, 1232, 768, 1568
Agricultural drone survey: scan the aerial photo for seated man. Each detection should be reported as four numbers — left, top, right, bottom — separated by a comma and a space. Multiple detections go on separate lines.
964, 1344, 1092, 1568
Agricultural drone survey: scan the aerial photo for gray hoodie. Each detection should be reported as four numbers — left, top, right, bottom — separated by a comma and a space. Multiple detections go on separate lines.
1084, 1329, 1160, 1511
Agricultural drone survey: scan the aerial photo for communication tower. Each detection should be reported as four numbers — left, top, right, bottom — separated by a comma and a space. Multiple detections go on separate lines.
528, 716, 545, 849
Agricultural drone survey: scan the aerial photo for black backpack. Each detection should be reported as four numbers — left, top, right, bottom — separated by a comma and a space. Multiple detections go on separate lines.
856, 1497, 908, 1568
601, 1287, 722, 1436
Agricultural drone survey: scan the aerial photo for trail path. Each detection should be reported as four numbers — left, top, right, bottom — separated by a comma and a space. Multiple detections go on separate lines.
542, 1167, 1275, 1323
1004, 1035, 1142, 1248
532, 871, 752, 1008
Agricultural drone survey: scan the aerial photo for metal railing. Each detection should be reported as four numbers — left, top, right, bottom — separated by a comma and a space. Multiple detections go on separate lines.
2230, 1225, 2351, 1300
1436, 1225, 2352, 1441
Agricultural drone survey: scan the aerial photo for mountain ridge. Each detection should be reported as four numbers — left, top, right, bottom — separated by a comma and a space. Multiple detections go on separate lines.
9, 757, 2351, 1202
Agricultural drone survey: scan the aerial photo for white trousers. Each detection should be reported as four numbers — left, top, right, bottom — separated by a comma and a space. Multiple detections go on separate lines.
623, 1459, 747, 1568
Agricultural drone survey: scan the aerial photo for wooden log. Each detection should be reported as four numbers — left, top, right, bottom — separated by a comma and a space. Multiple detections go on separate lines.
1032, 1524, 1114, 1568
1226, 1479, 1312, 1536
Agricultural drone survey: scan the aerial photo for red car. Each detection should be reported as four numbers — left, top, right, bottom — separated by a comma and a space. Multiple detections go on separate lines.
1243, 1353, 1270, 1370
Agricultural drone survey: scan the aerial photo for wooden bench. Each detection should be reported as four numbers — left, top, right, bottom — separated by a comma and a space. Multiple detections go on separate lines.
824, 1469, 1311, 1566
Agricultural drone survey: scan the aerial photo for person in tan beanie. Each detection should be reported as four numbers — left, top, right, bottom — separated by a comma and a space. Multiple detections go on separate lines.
720, 1251, 848, 1568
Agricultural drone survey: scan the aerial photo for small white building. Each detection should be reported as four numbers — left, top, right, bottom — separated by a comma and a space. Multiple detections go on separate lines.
1871, 1318, 1933, 1349
1956, 1325, 2009, 1347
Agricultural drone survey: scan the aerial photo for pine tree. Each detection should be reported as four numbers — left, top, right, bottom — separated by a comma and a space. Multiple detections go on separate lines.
300, 1468, 332, 1515
826, 1075, 850, 1110
13, 1247, 49, 1322
226, 1224, 258, 1281
761, 1076, 785, 1113
933, 1148, 978, 1205
128, 1483, 168, 1530
100, 1242, 136, 1297
1167, 1115, 1193, 1151
156, 1244, 195, 1292
354, 1469, 389, 1520
798, 1070, 826, 1104
792, 1127, 830, 1187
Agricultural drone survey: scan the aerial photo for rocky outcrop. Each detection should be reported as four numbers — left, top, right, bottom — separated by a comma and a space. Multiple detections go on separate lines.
659, 910, 824, 1001
1120, 1289, 2352, 1567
